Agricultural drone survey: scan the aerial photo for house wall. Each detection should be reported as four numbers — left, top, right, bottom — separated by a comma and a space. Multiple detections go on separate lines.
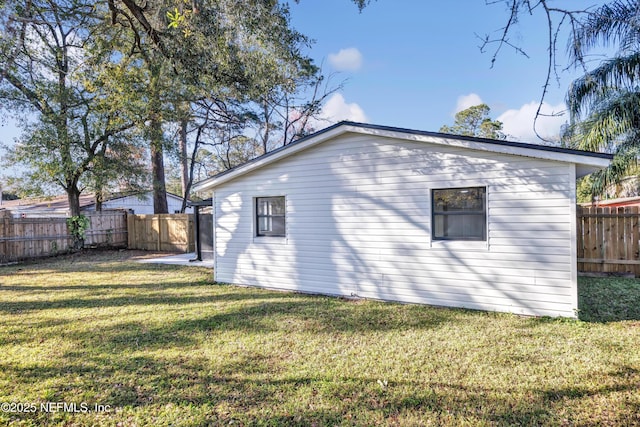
84, 194, 193, 214
213, 133, 577, 317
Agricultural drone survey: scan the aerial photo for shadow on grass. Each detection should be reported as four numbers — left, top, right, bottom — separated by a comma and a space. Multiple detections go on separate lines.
0, 278, 214, 292
56, 298, 458, 352
3, 264, 639, 424
4, 350, 639, 426
0, 287, 295, 314
578, 277, 640, 322
1, 261, 203, 277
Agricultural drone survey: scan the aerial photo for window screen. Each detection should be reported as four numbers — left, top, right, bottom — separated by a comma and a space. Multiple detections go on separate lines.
432, 187, 486, 241
256, 197, 285, 237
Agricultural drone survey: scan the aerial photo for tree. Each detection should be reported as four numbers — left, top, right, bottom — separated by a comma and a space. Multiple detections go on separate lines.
252, 69, 342, 152
1, 0, 369, 214
0, 0, 144, 216
480, 1, 595, 139
439, 104, 506, 140
107, 0, 372, 73
562, 0, 640, 197
105, 0, 332, 213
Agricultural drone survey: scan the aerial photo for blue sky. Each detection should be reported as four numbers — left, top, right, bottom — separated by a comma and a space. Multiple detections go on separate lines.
288, 0, 608, 143
0, 1, 608, 152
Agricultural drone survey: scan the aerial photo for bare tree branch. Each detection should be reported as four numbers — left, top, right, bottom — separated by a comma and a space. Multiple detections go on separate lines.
482, 0, 594, 141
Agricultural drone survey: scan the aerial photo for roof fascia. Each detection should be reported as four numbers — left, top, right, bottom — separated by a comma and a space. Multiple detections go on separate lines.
192, 124, 348, 192
193, 122, 612, 192
353, 126, 612, 169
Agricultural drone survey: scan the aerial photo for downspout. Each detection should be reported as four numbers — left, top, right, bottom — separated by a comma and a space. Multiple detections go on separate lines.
190, 204, 202, 262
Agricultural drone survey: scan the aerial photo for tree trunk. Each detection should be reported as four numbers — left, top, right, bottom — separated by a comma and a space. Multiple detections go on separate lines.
95, 188, 104, 212
149, 64, 168, 214
179, 118, 189, 212
67, 185, 82, 217
151, 123, 168, 214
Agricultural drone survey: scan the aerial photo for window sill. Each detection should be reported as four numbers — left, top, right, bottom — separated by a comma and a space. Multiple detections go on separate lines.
253, 236, 288, 245
430, 240, 488, 251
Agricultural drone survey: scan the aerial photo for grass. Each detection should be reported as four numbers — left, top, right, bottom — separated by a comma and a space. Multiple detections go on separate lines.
0, 250, 639, 426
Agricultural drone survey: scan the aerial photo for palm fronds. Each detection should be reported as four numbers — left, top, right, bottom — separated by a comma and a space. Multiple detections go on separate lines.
570, 0, 640, 60
567, 53, 640, 118
566, 0, 640, 197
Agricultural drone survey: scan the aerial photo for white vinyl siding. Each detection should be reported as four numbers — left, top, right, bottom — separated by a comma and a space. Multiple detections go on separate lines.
213, 133, 577, 317
84, 193, 192, 214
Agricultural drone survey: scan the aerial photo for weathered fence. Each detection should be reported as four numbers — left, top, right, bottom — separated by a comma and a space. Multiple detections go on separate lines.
127, 214, 194, 252
577, 206, 640, 276
84, 211, 128, 248
5, 205, 635, 273
0, 210, 128, 263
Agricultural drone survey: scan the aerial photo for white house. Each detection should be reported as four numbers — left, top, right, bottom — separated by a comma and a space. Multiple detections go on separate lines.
82, 192, 193, 215
193, 122, 611, 318
1, 191, 192, 217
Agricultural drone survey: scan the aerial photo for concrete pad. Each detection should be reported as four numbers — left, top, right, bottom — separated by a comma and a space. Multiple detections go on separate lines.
136, 252, 213, 268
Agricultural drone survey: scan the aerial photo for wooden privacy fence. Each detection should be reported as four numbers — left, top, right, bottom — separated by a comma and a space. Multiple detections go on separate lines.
0, 210, 127, 263
128, 214, 194, 252
5, 206, 637, 274
577, 206, 640, 276
84, 211, 128, 248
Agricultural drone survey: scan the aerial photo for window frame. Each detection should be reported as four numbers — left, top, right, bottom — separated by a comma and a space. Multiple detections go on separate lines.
431, 186, 487, 242
255, 196, 286, 237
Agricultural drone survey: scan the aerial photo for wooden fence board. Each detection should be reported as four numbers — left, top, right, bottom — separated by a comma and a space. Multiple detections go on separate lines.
127, 214, 194, 253
624, 208, 633, 265
633, 207, 640, 270
85, 211, 128, 247
577, 212, 586, 273
0, 211, 127, 263
596, 207, 604, 273
577, 206, 640, 276
1, 210, 194, 263
6, 204, 638, 274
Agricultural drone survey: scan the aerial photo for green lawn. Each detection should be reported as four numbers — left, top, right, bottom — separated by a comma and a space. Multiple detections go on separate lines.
0, 251, 639, 426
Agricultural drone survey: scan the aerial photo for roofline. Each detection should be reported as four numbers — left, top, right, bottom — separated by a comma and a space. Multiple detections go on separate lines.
3, 191, 190, 212
344, 121, 613, 160
193, 121, 346, 189
579, 194, 640, 206
82, 191, 190, 206
192, 121, 613, 192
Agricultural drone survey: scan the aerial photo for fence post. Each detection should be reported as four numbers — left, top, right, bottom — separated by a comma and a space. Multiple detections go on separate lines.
127, 213, 135, 249
0, 211, 11, 262
577, 204, 640, 277
156, 215, 161, 251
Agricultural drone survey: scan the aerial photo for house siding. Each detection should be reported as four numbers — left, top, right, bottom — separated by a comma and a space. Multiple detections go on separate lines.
213, 133, 577, 317
84, 194, 193, 214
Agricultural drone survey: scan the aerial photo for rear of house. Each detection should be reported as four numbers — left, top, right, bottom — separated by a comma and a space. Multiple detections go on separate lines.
194, 122, 611, 317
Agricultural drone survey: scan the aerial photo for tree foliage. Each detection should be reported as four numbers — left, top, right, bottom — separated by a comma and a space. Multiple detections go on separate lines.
562, 0, 640, 197
0, 0, 146, 216
484, 1, 640, 197
439, 104, 505, 140
110, 0, 372, 76
481, 1, 595, 140
102, 0, 338, 212
1, 0, 349, 213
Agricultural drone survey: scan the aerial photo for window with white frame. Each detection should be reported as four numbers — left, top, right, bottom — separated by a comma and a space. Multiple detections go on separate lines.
256, 197, 286, 237
432, 187, 486, 241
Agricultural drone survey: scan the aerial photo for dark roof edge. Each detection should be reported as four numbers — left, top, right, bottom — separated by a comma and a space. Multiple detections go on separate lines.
197, 120, 613, 186
341, 121, 614, 160
200, 121, 346, 183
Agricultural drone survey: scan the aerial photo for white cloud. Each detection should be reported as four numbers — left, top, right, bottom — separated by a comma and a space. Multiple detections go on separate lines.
454, 93, 484, 114
320, 93, 369, 123
497, 101, 567, 143
328, 47, 363, 72
306, 93, 368, 131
